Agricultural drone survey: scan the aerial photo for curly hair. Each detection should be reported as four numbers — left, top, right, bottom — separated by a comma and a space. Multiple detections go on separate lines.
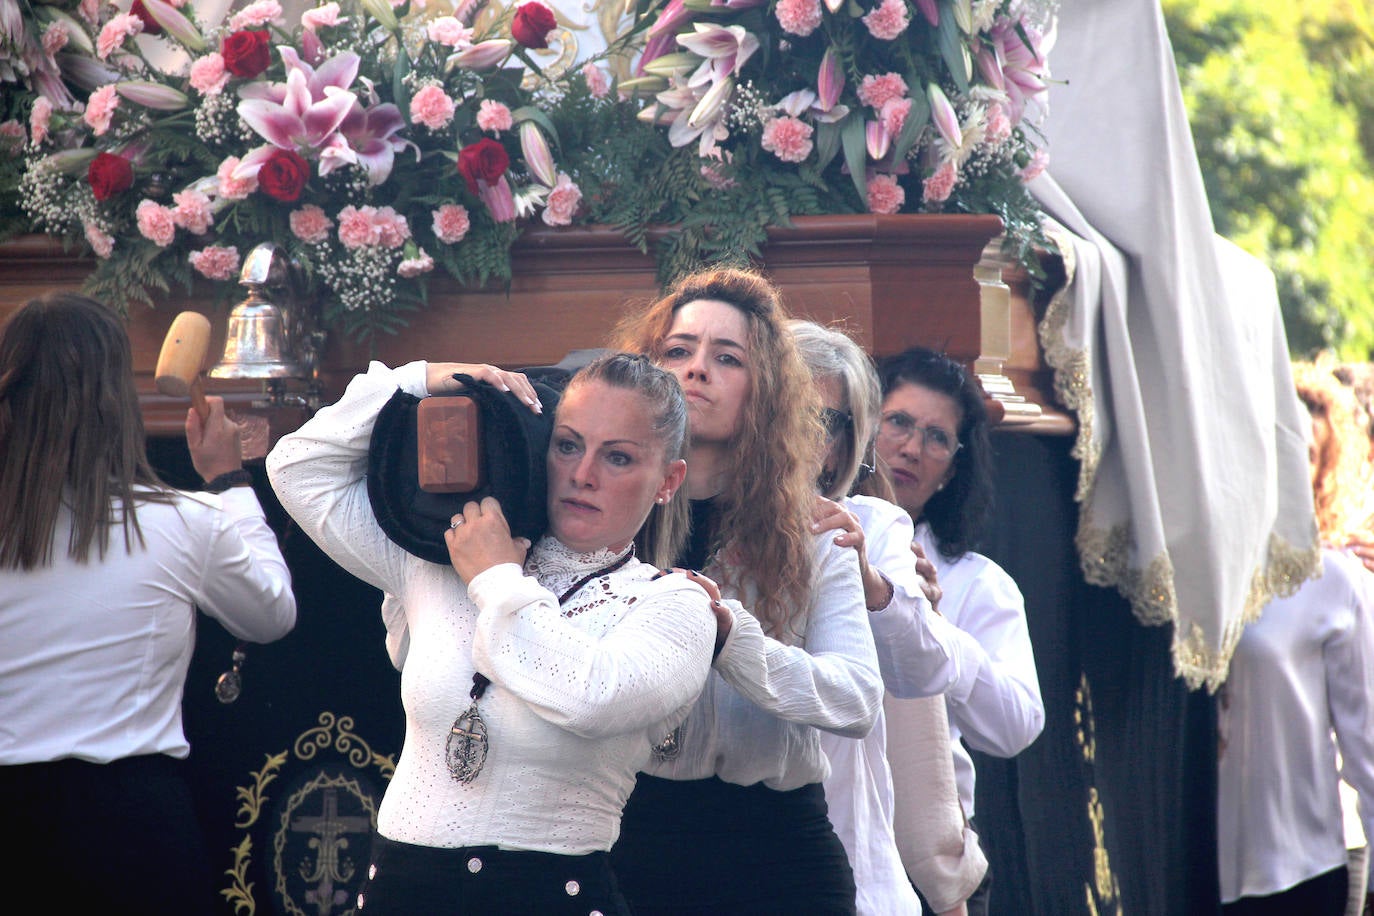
1293, 357, 1373, 545
875, 346, 993, 560
0, 292, 172, 570
612, 267, 825, 637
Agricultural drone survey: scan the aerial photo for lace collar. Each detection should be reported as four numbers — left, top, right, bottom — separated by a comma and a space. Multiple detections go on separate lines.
526, 537, 635, 597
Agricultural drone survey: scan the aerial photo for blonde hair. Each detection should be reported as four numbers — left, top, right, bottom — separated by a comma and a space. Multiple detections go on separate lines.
612, 267, 825, 637
1293, 355, 1373, 545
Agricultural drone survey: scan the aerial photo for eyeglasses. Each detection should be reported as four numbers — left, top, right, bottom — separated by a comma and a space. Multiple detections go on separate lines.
821, 407, 852, 440
878, 411, 960, 461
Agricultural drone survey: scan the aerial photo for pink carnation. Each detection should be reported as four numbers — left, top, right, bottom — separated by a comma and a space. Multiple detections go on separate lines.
541, 173, 581, 227
432, 204, 471, 244
427, 16, 473, 47
921, 160, 957, 204
337, 205, 377, 248
582, 61, 609, 99
476, 100, 513, 134
42, 21, 70, 56
84, 221, 115, 258
398, 249, 435, 278
862, 0, 910, 40
216, 156, 257, 199
96, 13, 142, 59
189, 53, 229, 95
290, 204, 334, 243
761, 115, 814, 163
172, 189, 214, 235
868, 173, 906, 214
985, 102, 1011, 145
0, 120, 25, 153
775, 0, 822, 37
410, 85, 456, 131
83, 85, 119, 136
857, 73, 907, 109
189, 245, 242, 281
1020, 147, 1049, 183
880, 97, 911, 137
29, 98, 52, 144
301, 2, 345, 31
136, 200, 177, 247
228, 0, 282, 29
374, 206, 410, 249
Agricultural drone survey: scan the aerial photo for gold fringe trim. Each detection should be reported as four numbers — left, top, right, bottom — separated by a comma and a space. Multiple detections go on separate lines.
1035, 222, 1323, 691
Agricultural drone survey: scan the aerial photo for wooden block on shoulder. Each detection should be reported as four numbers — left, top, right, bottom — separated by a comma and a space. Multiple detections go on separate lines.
417, 395, 483, 493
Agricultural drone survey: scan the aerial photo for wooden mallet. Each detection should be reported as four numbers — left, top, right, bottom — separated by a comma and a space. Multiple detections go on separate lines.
156, 311, 271, 460
155, 311, 212, 420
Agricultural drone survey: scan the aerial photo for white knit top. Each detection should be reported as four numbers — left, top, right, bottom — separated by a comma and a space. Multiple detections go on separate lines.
266, 361, 716, 854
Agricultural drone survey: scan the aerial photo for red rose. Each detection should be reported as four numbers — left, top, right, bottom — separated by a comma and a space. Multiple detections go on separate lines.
457, 138, 510, 194
87, 152, 134, 202
257, 149, 310, 202
221, 30, 272, 79
129, 0, 163, 35
510, 1, 557, 49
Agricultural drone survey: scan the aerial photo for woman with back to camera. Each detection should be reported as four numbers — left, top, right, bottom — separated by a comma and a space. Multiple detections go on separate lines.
792, 319, 987, 916
1215, 363, 1374, 916
608, 268, 884, 915
874, 346, 1045, 916
0, 292, 297, 915
266, 351, 716, 914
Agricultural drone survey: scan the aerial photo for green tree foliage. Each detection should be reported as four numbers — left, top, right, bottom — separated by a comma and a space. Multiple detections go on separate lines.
1163, 0, 1374, 359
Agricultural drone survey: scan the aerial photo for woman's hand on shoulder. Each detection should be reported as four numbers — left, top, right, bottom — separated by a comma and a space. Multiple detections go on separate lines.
662, 567, 731, 656
911, 540, 943, 612
445, 497, 529, 583
811, 494, 866, 552
426, 362, 542, 413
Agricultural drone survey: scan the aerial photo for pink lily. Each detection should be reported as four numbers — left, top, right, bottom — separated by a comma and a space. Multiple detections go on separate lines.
707, 0, 767, 8
446, 39, 513, 71
236, 52, 358, 155
927, 83, 960, 149
133, 0, 205, 50
55, 51, 119, 91
335, 99, 410, 184
816, 48, 842, 112
915, 0, 937, 26
477, 175, 516, 222
974, 44, 1005, 93
865, 120, 891, 161
648, 0, 692, 38
519, 121, 556, 187
677, 23, 759, 83
992, 20, 1052, 123
636, 31, 678, 75
115, 79, 188, 110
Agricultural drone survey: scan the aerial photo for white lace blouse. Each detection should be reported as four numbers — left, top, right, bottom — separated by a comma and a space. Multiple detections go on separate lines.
265, 361, 716, 855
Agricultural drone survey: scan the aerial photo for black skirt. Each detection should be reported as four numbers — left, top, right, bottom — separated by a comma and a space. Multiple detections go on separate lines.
610, 775, 857, 915
355, 834, 632, 915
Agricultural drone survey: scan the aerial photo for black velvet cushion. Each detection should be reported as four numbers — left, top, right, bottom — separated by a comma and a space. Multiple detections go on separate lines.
367, 374, 562, 564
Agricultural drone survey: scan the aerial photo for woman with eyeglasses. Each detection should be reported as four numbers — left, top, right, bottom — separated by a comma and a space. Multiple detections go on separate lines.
874, 346, 1045, 916
792, 320, 988, 916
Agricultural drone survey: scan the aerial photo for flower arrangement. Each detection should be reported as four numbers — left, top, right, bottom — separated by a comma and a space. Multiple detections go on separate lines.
3, 0, 591, 339
0, 0, 1056, 340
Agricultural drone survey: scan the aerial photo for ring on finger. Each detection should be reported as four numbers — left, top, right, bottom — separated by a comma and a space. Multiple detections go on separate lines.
450, 517, 464, 529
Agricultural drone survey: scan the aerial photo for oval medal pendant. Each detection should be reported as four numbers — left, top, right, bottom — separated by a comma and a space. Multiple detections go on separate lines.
446, 702, 488, 784
215, 669, 243, 705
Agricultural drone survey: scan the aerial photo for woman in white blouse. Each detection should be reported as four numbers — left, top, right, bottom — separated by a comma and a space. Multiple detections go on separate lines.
608, 268, 884, 914
0, 293, 297, 915
874, 346, 1046, 916
793, 320, 988, 916
1216, 365, 1374, 915
266, 352, 716, 915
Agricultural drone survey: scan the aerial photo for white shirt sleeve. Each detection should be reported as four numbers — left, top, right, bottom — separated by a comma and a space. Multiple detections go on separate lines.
713, 537, 884, 739
851, 495, 967, 698
468, 564, 716, 739
192, 486, 297, 643
941, 557, 1045, 758
1327, 553, 1374, 885
265, 360, 430, 598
